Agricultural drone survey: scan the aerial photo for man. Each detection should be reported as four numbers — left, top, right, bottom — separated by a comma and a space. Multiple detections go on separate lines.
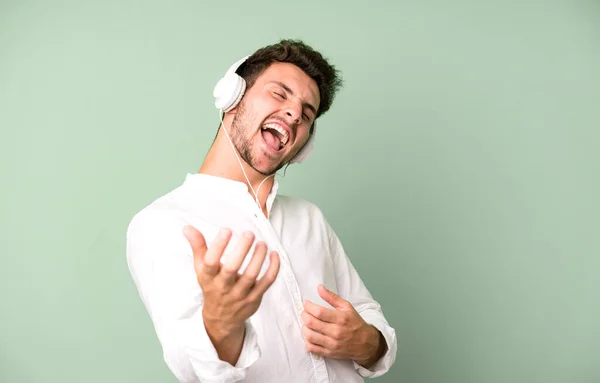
126, 39, 397, 382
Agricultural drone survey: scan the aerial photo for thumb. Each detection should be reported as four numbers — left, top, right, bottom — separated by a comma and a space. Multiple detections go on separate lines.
183, 225, 207, 269
317, 284, 349, 310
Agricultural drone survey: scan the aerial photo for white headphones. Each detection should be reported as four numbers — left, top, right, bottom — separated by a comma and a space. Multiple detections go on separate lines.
213, 56, 316, 164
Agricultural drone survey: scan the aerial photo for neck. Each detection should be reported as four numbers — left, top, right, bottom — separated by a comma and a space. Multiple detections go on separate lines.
198, 125, 276, 214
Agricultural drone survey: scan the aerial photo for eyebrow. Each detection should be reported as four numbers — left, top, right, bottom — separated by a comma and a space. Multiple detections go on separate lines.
269, 81, 317, 117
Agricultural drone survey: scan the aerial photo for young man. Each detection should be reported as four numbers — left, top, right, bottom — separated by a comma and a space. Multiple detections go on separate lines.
126, 39, 397, 382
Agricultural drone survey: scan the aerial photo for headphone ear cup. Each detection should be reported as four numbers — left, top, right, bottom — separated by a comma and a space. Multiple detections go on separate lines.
213, 73, 246, 112
289, 122, 316, 164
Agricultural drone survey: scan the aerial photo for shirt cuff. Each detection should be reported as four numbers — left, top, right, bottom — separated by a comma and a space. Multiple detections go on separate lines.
352, 311, 397, 378
184, 319, 261, 382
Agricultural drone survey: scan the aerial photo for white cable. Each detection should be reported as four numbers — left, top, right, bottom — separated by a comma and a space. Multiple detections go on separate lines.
219, 110, 275, 214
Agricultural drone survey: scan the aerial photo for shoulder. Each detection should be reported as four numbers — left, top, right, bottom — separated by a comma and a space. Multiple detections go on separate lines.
276, 194, 327, 219
126, 186, 191, 248
275, 194, 335, 237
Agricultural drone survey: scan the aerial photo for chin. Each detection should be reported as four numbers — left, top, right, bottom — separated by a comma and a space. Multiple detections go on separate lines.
252, 162, 281, 176
250, 157, 285, 176
248, 148, 286, 174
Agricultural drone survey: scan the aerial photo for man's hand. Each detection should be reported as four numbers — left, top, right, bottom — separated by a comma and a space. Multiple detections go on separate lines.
183, 225, 280, 365
301, 284, 387, 369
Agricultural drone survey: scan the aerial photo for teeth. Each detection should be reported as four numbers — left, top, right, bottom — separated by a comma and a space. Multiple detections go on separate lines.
262, 123, 289, 147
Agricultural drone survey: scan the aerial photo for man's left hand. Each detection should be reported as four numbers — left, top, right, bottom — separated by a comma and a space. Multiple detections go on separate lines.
301, 284, 386, 368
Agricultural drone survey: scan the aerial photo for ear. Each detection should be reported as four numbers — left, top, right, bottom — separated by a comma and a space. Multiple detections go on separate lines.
226, 89, 248, 115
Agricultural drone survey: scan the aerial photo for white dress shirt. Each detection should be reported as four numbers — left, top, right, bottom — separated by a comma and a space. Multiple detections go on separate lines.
126, 173, 397, 382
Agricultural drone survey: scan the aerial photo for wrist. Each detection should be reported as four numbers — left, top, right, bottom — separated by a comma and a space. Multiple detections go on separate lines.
203, 312, 245, 343
355, 325, 386, 369
203, 313, 246, 365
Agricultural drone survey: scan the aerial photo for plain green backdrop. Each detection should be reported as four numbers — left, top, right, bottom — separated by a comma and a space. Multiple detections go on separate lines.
1, 1, 599, 382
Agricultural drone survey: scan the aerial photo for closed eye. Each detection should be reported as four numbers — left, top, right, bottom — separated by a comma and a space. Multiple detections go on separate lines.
273, 88, 312, 122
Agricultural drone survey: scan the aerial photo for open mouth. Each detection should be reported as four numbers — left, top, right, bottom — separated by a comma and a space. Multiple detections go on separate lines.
261, 123, 290, 152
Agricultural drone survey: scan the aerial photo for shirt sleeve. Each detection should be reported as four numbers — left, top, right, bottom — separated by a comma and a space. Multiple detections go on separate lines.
325, 219, 398, 379
125, 210, 261, 383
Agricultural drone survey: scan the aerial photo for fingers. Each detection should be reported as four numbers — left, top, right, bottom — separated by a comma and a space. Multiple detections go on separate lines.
235, 242, 267, 290
248, 250, 280, 298
303, 299, 339, 323
202, 228, 232, 275
317, 284, 350, 310
301, 309, 338, 337
186, 225, 279, 299
302, 325, 337, 352
219, 231, 256, 284
183, 225, 207, 273
304, 342, 329, 358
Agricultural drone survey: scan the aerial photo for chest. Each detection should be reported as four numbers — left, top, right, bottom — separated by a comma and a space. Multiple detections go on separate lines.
184, 197, 338, 305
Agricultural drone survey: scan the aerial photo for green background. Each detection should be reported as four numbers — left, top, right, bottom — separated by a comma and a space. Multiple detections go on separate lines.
1, 1, 599, 382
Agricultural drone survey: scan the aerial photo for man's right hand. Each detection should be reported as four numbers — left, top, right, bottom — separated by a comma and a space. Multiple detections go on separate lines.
183, 225, 280, 365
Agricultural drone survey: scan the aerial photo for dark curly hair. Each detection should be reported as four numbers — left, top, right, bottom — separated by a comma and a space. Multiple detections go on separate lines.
236, 39, 343, 120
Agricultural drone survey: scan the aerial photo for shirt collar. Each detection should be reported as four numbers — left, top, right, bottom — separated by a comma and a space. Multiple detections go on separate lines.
183, 173, 280, 213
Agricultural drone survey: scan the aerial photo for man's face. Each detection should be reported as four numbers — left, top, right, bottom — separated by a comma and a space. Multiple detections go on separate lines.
228, 62, 320, 175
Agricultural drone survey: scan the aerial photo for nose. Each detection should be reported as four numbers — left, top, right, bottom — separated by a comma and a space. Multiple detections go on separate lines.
283, 99, 302, 124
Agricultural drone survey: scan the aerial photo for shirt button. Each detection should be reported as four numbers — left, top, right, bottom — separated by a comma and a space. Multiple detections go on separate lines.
296, 303, 303, 313
313, 354, 321, 360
